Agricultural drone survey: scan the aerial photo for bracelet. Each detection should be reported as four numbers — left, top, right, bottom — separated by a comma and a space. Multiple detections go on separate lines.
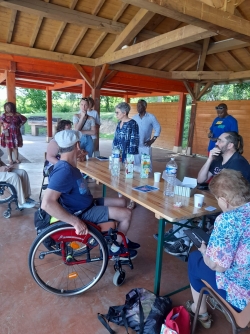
152, 136, 157, 141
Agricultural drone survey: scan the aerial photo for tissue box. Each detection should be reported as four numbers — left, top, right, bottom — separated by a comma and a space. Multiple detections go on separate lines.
140, 153, 150, 178
125, 154, 134, 178
174, 177, 197, 197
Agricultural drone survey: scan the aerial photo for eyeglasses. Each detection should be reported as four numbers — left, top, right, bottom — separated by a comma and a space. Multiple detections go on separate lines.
115, 112, 119, 115
215, 106, 225, 110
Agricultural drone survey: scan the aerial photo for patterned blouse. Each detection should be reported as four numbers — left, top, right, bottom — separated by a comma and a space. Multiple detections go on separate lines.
206, 202, 250, 310
113, 119, 139, 162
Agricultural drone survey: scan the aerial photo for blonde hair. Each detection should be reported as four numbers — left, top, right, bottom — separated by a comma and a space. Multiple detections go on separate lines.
209, 169, 250, 207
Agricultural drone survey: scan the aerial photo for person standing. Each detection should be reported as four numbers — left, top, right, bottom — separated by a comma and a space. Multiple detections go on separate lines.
113, 102, 139, 163
208, 103, 238, 152
87, 97, 101, 157
0, 102, 27, 164
73, 97, 96, 157
132, 99, 161, 171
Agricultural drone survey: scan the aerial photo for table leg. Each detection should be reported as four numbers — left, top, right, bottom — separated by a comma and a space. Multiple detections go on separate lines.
154, 218, 165, 296
102, 184, 106, 198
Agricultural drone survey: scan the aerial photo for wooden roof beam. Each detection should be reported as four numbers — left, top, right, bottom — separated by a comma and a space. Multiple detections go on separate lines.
29, 17, 43, 47
105, 9, 155, 54
207, 38, 250, 54
197, 38, 210, 71
0, 71, 6, 83
0, 0, 125, 34
102, 70, 118, 86
122, 0, 250, 42
95, 64, 109, 89
109, 63, 231, 80
73, 64, 94, 89
95, 25, 217, 66
0, 43, 95, 66
48, 78, 83, 91
7, 9, 17, 43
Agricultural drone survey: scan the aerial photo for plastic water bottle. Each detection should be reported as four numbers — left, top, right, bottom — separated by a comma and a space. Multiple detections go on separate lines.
111, 147, 120, 177
164, 157, 177, 196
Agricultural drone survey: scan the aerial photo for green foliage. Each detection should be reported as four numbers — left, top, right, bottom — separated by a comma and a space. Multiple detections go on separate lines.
100, 96, 123, 112
201, 83, 250, 101
16, 88, 46, 113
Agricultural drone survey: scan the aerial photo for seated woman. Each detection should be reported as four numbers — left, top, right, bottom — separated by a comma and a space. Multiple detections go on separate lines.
187, 169, 250, 329
0, 149, 35, 209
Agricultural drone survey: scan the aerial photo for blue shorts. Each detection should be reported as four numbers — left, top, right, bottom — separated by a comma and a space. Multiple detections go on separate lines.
81, 198, 109, 223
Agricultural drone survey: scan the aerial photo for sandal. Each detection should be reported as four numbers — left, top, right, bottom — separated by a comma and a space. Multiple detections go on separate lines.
186, 300, 212, 329
127, 201, 137, 210
206, 296, 230, 323
15, 159, 21, 164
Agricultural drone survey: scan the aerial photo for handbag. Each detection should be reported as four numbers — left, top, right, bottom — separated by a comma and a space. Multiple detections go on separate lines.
98, 288, 172, 334
162, 306, 191, 334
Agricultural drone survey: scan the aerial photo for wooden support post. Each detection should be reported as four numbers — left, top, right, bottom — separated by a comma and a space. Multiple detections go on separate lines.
6, 70, 16, 103
187, 100, 197, 155
46, 88, 52, 142
173, 93, 186, 153
82, 81, 91, 97
125, 95, 130, 103
91, 87, 101, 153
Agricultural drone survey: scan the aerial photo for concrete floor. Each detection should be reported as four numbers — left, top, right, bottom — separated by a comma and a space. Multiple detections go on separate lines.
0, 136, 244, 334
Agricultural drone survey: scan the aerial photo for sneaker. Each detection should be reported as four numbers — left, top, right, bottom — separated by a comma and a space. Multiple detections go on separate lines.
164, 239, 189, 256
19, 201, 36, 209
26, 197, 40, 205
126, 239, 140, 250
109, 245, 137, 260
153, 229, 178, 244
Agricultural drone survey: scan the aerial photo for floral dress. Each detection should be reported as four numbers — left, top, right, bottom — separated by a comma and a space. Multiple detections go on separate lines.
206, 202, 250, 310
0, 112, 27, 148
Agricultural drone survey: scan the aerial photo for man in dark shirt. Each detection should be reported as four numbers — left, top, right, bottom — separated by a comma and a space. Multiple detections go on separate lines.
198, 131, 250, 183
163, 131, 250, 256
42, 129, 139, 259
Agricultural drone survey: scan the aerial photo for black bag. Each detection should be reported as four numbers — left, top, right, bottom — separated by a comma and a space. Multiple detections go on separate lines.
34, 208, 55, 249
98, 288, 172, 334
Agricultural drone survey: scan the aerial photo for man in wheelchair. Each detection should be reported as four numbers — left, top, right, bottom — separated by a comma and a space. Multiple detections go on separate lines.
41, 129, 139, 259
0, 148, 36, 209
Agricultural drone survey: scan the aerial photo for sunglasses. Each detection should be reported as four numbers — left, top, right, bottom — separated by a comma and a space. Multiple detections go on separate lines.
81, 97, 88, 101
215, 106, 225, 110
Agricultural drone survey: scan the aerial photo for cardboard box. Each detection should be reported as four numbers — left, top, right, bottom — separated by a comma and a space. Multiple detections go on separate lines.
174, 177, 197, 197
125, 154, 134, 178
140, 153, 150, 178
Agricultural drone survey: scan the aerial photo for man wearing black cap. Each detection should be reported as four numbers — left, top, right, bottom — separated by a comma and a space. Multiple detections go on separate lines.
208, 103, 238, 152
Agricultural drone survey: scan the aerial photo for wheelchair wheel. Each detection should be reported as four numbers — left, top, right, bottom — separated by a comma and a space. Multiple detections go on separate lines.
113, 269, 126, 286
29, 222, 109, 296
0, 183, 15, 204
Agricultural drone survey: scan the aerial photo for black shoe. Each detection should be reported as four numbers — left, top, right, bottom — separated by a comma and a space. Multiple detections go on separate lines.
126, 239, 140, 249
164, 239, 189, 256
109, 245, 137, 260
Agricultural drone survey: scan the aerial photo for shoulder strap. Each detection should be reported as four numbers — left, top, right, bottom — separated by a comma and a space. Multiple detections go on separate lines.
97, 313, 116, 334
81, 115, 88, 129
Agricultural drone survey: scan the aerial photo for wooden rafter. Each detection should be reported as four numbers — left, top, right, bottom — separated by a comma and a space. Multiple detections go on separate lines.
0, 0, 125, 34
95, 25, 217, 66
29, 16, 43, 47
121, 0, 250, 42
86, 3, 129, 58
105, 9, 155, 54
73, 64, 94, 89
182, 56, 199, 71
102, 70, 118, 86
207, 38, 250, 54
197, 38, 210, 71
48, 78, 83, 91
7, 9, 17, 43
168, 54, 194, 71
196, 81, 214, 100
0, 71, 6, 83
0, 42, 95, 66
95, 64, 109, 89
183, 80, 195, 100
69, 0, 106, 55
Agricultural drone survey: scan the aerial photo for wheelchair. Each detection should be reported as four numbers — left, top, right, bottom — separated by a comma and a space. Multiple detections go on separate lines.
28, 220, 134, 296
0, 182, 21, 218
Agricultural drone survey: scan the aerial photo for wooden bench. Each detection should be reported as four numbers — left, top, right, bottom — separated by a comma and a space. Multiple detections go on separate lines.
28, 117, 61, 136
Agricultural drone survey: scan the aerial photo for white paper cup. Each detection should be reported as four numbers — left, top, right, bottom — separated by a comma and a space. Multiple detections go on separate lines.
194, 194, 204, 208
154, 172, 161, 182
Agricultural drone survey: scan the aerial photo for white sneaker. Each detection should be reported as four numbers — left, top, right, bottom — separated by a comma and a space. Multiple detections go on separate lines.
19, 201, 36, 209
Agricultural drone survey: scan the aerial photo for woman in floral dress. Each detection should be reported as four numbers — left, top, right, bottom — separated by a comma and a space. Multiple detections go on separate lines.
0, 102, 27, 164
186, 169, 250, 329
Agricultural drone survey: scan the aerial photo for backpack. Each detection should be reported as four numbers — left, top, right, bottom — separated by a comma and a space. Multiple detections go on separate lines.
34, 208, 56, 249
98, 288, 172, 334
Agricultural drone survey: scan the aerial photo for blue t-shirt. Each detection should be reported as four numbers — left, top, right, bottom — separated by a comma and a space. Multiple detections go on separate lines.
209, 152, 250, 182
48, 160, 93, 214
208, 115, 238, 151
